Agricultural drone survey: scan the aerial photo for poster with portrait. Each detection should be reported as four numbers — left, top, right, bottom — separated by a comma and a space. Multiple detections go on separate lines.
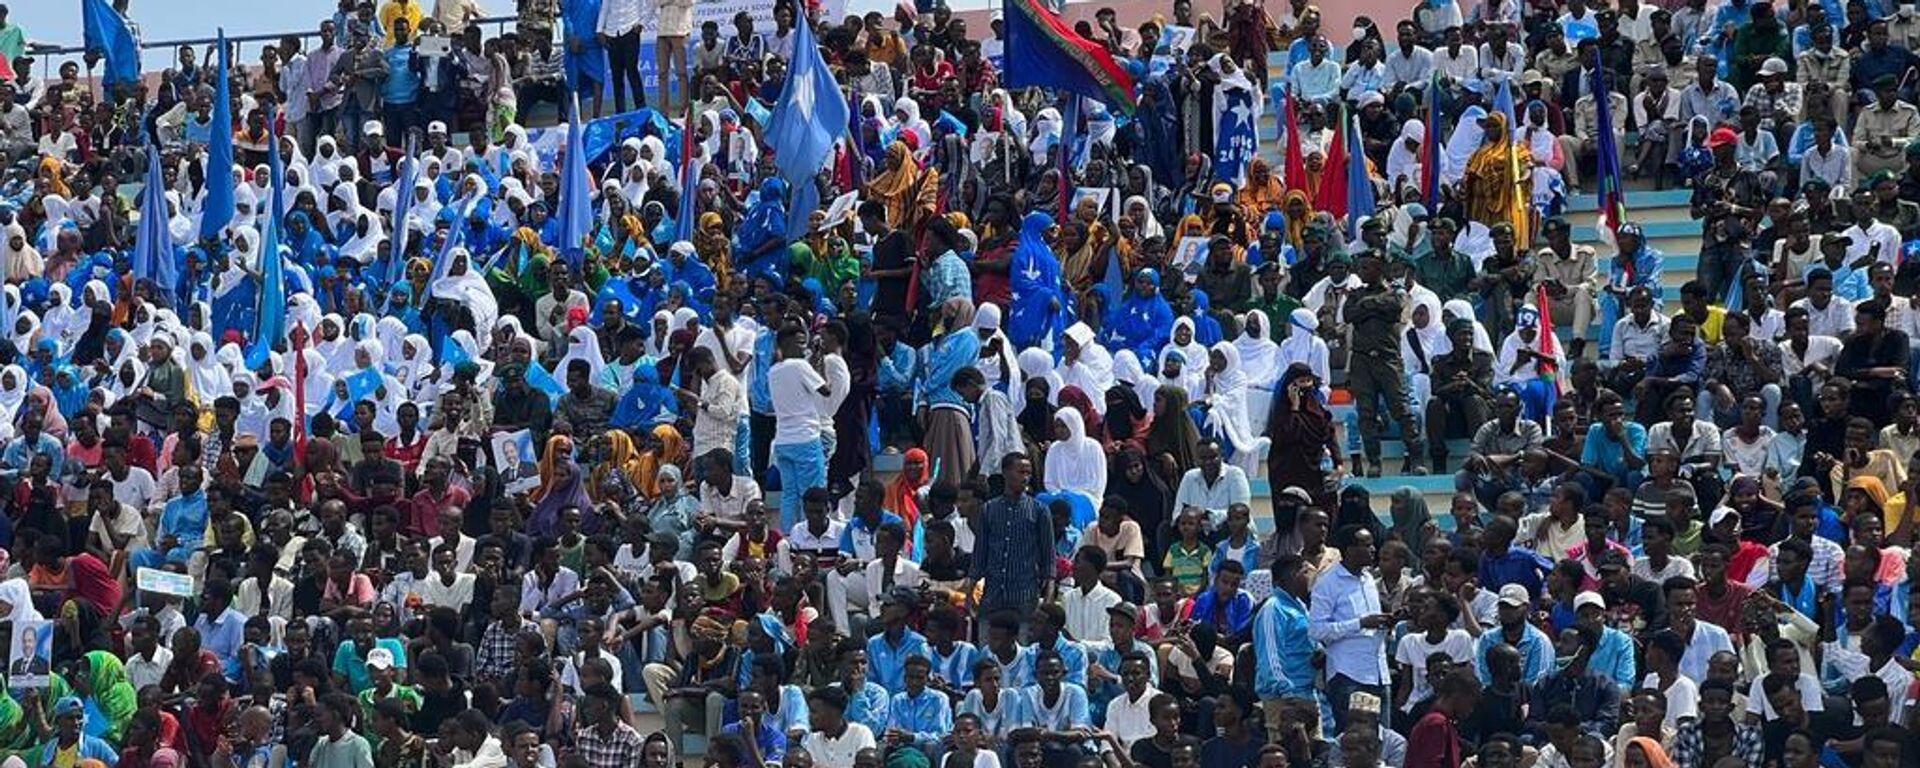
8, 619, 51, 689
491, 429, 541, 494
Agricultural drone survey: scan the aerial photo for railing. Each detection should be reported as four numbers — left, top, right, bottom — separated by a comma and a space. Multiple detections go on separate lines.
22, 13, 522, 80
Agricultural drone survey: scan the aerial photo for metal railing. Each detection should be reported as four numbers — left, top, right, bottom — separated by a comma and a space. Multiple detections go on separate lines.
23, 13, 522, 80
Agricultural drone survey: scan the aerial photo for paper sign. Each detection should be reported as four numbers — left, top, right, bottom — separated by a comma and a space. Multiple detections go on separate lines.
1071, 187, 1118, 222
493, 429, 542, 494
7, 619, 49, 690
415, 35, 452, 58
136, 568, 197, 597
1158, 25, 1196, 57
821, 192, 860, 231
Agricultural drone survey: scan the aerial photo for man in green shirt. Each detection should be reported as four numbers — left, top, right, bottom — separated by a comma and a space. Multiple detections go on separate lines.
355, 648, 422, 755
0, 6, 24, 63
310, 693, 376, 768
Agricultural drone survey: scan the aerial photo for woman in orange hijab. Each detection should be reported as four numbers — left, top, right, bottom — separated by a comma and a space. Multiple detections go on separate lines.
884, 448, 930, 552
634, 424, 688, 498
589, 429, 649, 503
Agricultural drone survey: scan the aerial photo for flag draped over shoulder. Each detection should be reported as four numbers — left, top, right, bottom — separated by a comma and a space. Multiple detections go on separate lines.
246, 120, 287, 369
1346, 113, 1375, 241
133, 143, 179, 302
200, 29, 234, 241
1001, 0, 1136, 113
768, 15, 849, 237
80, 0, 140, 88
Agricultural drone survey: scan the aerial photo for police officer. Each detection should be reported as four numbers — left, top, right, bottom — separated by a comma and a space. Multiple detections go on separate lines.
1348, 250, 1428, 477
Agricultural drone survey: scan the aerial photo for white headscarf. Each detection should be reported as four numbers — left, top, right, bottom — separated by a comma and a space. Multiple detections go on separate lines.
42, 283, 89, 358
1, 222, 44, 282
0, 365, 28, 426
1042, 407, 1108, 506
555, 326, 609, 386
1201, 341, 1270, 473
1110, 349, 1160, 413
1277, 307, 1331, 387
1442, 298, 1495, 354
972, 303, 1018, 394
0, 578, 43, 625
1234, 310, 1281, 386
1442, 105, 1488, 185
428, 247, 500, 335
1386, 119, 1426, 190
1402, 293, 1452, 374
1012, 347, 1064, 417
1059, 323, 1115, 411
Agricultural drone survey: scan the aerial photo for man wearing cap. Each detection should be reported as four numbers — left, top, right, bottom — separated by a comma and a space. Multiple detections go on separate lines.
1571, 591, 1638, 690
1348, 251, 1429, 476
1533, 218, 1600, 355
1743, 57, 1799, 133
39, 697, 118, 766
1473, 583, 1554, 685
1853, 74, 1920, 178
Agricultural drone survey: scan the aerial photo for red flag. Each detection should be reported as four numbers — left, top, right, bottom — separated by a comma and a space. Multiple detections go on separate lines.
1533, 284, 1560, 378
1315, 103, 1347, 219
1283, 88, 1306, 196
291, 322, 307, 451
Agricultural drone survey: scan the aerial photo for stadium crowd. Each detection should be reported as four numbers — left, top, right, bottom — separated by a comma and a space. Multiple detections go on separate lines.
1, 0, 1920, 766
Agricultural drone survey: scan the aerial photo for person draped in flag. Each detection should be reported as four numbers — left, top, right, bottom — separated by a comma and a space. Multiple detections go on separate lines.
1461, 111, 1533, 236
1494, 305, 1567, 423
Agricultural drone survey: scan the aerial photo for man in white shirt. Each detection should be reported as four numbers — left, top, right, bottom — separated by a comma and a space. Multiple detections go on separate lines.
1842, 189, 1904, 267
1174, 441, 1252, 533
123, 614, 174, 693
1104, 653, 1162, 749
769, 325, 832, 530
1433, 28, 1480, 85
1062, 549, 1124, 642
698, 450, 763, 531
684, 346, 743, 459
1383, 21, 1435, 91
1789, 268, 1856, 338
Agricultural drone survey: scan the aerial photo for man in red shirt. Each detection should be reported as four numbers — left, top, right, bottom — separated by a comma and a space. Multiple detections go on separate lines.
1406, 671, 1479, 768
28, 534, 122, 617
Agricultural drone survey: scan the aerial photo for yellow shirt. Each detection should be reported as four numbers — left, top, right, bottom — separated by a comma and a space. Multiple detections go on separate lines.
379, 0, 423, 44
1676, 305, 1727, 344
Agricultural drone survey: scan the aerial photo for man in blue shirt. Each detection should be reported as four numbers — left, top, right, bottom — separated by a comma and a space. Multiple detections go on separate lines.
1574, 591, 1638, 691
1029, 603, 1091, 689
865, 587, 931, 694
719, 689, 787, 765
193, 577, 249, 683
1474, 584, 1556, 685
380, 17, 421, 146
1581, 394, 1650, 489
1253, 554, 1319, 743
1308, 525, 1391, 732
1478, 516, 1554, 599
884, 655, 953, 757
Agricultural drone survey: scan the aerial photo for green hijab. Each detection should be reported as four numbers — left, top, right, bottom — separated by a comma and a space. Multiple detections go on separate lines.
79, 651, 136, 744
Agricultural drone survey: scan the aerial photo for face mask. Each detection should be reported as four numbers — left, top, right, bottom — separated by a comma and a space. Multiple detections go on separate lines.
1352, 26, 1369, 41
1553, 653, 1578, 673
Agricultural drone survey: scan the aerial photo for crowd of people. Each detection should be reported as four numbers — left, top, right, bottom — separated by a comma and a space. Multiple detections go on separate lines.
0, 0, 1919, 767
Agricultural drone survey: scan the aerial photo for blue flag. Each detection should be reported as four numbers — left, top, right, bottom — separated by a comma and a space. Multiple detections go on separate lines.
381, 146, 418, 314
578, 108, 664, 166
525, 361, 568, 404
1493, 78, 1518, 138
556, 95, 593, 268
1421, 71, 1443, 211
246, 120, 288, 370
133, 143, 181, 304
200, 29, 234, 241
80, 0, 140, 88
1213, 84, 1257, 184
674, 102, 699, 243
766, 15, 848, 236
1345, 113, 1376, 242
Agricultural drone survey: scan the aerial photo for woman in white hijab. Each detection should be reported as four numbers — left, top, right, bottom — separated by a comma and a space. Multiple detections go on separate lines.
375, 316, 410, 372
1201, 342, 1270, 475
1110, 350, 1160, 415
1442, 299, 1495, 354
972, 303, 1018, 394
0, 365, 28, 439
1043, 407, 1108, 507
1385, 119, 1426, 192
893, 97, 934, 154
0, 578, 43, 626
1012, 347, 1064, 417
311, 135, 345, 188
1, 222, 44, 282
1163, 316, 1210, 379
1441, 105, 1488, 186
1029, 108, 1062, 165
164, 191, 197, 247
1233, 310, 1281, 386
186, 332, 229, 407
41, 284, 89, 358
8, 310, 38, 357
332, 184, 385, 265
620, 161, 650, 207
405, 175, 443, 234
1401, 293, 1452, 418
1123, 195, 1164, 241
555, 326, 609, 387
1058, 323, 1115, 413
429, 248, 500, 335
1277, 307, 1331, 394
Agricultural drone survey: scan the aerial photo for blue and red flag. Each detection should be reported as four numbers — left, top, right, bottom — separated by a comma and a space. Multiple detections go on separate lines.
1592, 51, 1629, 255
1001, 0, 1136, 113
674, 100, 699, 243
1282, 87, 1306, 197
1345, 111, 1375, 241
1421, 72, 1443, 211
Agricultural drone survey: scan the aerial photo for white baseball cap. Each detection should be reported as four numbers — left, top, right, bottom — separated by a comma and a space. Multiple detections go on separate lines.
363, 120, 384, 135
1497, 584, 1531, 607
1573, 591, 1607, 612
366, 647, 396, 670
427, 120, 448, 135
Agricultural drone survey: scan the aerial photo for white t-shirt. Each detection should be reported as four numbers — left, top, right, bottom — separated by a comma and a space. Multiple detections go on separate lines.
1393, 628, 1476, 711
1642, 672, 1699, 727
418, 572, 476, 609
801, 723, 878, 768
110, 467, 158, 511
769, 359, 828, 446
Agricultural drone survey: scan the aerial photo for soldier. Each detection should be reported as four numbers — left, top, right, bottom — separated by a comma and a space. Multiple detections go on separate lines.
1347, 251, 1428, 477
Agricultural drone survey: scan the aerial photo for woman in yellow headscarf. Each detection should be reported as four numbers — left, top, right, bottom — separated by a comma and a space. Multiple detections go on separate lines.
634, 424, 688, 498
1280, 190, 1312, 250
1237, 157, 1286, 217
1061, 194, 1114, 290
37, 157, 70, 198
1461, 111, 1532, 235
866, 141, 940, 231
532, 434, 576, 501
589, 429, 649, 504
694, 212, 734, 295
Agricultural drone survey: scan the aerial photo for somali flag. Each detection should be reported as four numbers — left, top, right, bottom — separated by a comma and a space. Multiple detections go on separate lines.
767, 15, 849, 240
200, 29, 234, 241
81, 0, 140, 88
132, 143, 180, 304
245, 119, 288, 370
525, 361, 568, 404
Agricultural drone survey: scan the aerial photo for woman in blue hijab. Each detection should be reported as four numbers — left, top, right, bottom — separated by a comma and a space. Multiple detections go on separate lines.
1189, 289, 1225, 346
612, 360, 677, 429
734, 178, 790, 285
1007, 211, 1073, 350
1106, 267, 1175, 362
285, 211, 331, 265
389, 281, 426, 333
